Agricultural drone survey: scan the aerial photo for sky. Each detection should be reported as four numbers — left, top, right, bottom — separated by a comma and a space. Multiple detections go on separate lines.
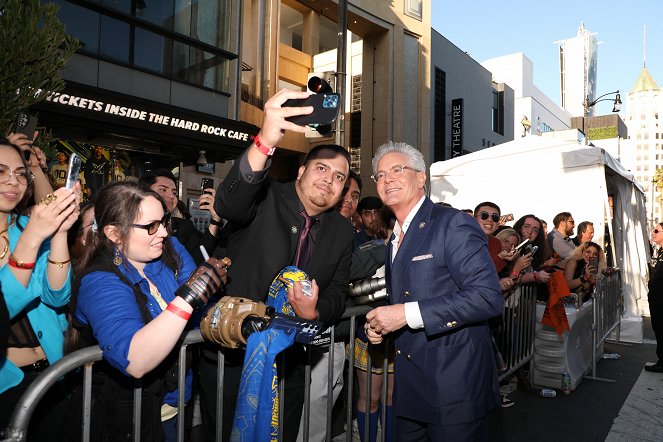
431, 0, 663, 115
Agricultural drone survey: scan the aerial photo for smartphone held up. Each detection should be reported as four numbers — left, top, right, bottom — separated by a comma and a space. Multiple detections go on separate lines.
16, 113, 38, 142
65, 153, 82, 190
283, 76, 341, 131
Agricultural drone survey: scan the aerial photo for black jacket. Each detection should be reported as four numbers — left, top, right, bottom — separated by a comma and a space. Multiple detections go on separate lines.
214, 153, 353, 327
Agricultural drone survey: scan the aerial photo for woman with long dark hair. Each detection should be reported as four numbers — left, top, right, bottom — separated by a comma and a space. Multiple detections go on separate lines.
0, 138, 80, 438
69, 181, 228, 441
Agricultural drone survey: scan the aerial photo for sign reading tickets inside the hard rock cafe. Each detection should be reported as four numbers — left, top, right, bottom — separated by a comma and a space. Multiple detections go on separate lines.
41, 84, 258, 148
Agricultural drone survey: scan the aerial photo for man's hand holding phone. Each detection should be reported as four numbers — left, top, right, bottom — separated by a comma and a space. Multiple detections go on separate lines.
258, 89, 313, 146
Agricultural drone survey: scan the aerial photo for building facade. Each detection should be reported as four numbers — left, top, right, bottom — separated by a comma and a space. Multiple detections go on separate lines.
43, 0, 432, 199
481, 53, 571, 141
556, 23, 599, 117
429, 30, 514, 162
621, 67, 662, 225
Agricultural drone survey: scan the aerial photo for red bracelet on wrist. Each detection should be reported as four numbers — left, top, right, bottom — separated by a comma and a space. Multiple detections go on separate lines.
166, 303, 192, 321
253, 135, 276, 156
532, 271, 538, 282
8, 254, 35, 270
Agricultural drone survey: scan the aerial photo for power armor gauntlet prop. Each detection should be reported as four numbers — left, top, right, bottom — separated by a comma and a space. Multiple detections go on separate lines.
200, 296, 271, 348
201, 297, 323, 349
176, 257, 231, 310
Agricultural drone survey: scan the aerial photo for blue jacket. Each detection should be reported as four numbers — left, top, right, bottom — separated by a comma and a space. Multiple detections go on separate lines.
386, 199, 504, 425
0, 216, 72, 394
75, 237, 197, 406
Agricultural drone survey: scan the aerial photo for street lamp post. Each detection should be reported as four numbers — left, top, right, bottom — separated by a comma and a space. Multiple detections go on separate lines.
521, 116, 531, 137
582, 90, 622, 145
653, 176, 659, 227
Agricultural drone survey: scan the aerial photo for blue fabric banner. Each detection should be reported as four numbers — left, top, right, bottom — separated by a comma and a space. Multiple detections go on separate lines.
230, 266, 309, 442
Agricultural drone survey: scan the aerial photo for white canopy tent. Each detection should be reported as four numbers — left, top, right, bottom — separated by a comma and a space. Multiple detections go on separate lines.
429, 134, 650, 342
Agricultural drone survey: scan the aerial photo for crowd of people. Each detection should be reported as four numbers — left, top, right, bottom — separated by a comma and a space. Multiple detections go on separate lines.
0, 87, 654, 442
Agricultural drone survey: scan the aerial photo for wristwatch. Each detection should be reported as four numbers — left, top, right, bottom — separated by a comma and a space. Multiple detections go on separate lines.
579, 274, 587, 283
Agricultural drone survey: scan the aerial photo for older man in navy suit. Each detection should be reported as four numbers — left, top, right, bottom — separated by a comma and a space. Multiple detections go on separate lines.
365, 141, 504, 441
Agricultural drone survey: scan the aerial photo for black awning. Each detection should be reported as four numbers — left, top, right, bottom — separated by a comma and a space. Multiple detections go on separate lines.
33, 81, 259, 165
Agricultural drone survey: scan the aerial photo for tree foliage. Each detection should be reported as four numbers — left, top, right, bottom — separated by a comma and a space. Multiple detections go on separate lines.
0, 0, 79, 134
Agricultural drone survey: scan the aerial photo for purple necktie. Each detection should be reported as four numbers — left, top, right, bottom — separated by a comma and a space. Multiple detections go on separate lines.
295, 210, 317, 268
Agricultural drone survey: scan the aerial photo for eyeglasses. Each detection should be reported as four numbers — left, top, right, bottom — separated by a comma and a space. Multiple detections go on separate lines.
371, 165, 419, 183
479, 212, 500, 222
523, 223, 540, 234
132, 214, 171, 235
0, 164, 32, 185
566, 219, 575, 225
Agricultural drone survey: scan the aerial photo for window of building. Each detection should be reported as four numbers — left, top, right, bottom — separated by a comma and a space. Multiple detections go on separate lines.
434, 68, 446, 162
53, 0, 235, 93
491, 89, 504, 135
100, 16, 130, 62
645, 133, 650, 140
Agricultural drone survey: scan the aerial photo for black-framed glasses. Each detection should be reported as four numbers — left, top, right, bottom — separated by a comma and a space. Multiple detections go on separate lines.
132, 214, 171, 235
371, 165, 419, 183
479, 211, 500, 222
0, 164, 33, 185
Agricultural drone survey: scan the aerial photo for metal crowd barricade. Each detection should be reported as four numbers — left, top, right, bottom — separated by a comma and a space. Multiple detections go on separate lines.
1, 331, 203, 442
2, 306, 388, 442
495, 283, 538, 383
584, 269, 622, 383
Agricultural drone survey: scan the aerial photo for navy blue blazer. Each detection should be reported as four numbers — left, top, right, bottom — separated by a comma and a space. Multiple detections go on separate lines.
386, 198, 504, 425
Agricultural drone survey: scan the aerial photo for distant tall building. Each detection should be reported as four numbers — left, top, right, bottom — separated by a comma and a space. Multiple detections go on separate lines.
624, 65, 662, 224
556, 23, 599, 117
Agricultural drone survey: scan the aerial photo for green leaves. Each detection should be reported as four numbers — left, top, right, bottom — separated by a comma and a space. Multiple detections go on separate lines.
0, 0, 80, 134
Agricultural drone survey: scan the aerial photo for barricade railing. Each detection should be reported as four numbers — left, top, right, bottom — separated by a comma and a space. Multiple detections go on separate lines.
495, 283, 538, 383
585, 269, 622, 383
1, 305, 387, 442
4, 288, 531, 442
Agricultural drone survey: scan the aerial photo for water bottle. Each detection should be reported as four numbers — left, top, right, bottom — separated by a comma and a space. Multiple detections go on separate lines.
602, 353, 621, 360
561, 372, 571, 395
540, 388, 556, 398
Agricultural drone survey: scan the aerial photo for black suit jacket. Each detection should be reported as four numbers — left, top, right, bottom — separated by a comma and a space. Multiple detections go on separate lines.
170, 217, 218, 265
214, 154, 353, 326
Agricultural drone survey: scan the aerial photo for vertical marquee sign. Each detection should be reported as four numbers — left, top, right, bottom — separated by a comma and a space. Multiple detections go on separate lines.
451, 98, 463, 158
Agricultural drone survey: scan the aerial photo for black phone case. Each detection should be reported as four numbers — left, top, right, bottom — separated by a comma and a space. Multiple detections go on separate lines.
201, 178, 214, 190
284, 93, 340, 126
16, 113, 38, 141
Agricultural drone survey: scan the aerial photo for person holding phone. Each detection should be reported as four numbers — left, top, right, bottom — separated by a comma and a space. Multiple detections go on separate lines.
0, 138, 81, 439
139, 170, 223, 265
564, 241, 606, 301
6, 132, 53, 203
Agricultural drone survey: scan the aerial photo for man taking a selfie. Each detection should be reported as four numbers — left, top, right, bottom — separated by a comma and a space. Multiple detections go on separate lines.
201, 89, 353, 442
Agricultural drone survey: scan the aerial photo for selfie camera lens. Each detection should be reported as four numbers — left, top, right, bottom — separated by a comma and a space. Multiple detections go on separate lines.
307, 76, 333, 94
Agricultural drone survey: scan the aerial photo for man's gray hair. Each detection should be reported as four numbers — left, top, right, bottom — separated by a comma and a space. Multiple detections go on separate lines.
372, 141, 427, 175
